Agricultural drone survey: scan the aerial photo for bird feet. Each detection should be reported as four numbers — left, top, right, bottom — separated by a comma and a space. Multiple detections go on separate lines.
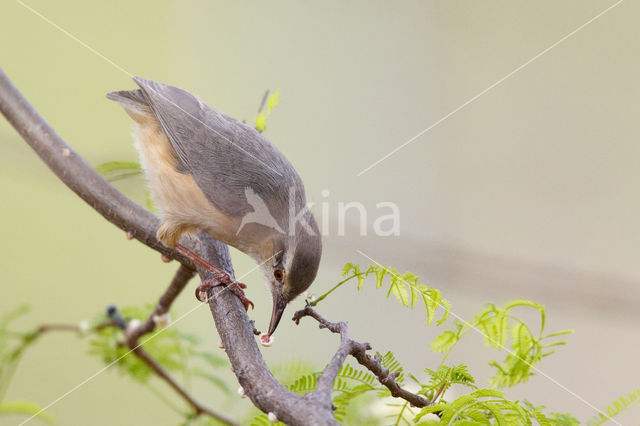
174, 243, 254, 311
195, 278, 254, 311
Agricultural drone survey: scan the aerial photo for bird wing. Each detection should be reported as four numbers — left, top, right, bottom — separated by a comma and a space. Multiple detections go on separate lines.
132, 77, 304, 220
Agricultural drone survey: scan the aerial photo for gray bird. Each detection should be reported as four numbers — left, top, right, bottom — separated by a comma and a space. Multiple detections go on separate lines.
107, 77, 322, 338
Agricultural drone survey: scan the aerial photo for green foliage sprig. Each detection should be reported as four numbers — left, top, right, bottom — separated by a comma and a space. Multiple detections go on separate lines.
586, 389, 640, 426
311, 262, 450, 326
422, 364, 476, 398
88, 305, 229, 394
431, 299, 574, 388
416, 388, 551, 425
95, 161, 155, 211
96, 161, 143, 181
286, 262, 591, 425
255, 90, 280, 132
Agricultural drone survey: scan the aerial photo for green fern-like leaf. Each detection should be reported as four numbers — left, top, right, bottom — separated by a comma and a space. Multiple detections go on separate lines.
416, 389, 545, 425
586, 389, 640, 426
548, 413, 580, 426
87, 305, 228, 392
333, 363, 381, 419
250, 412, 283, 426
519, 401, 578, 426
255, 90, 281, 132
430, 330, 459, 354
342, 262, 367, 289
431, 300, 572, 389
333, 384, 374, 422
378, 351, 405, 386
413, 388, 580, 426
387, 400, 417, 426
423, 364, 476, 401
96, 161, 143, 182
0, 401, 54, 424
486, 301, 571, 388
336, 363, 377, 387
318, 263, 450, 325
95, 161, 155, 211
270, 359, 317, 386
0, 305, 45, 402
287, 372, 319, 394
282, 362, 381, 423
430, 320, 465, 354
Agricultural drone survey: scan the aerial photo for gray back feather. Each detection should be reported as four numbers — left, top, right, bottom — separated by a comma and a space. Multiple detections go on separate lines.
128, 77, 306, 222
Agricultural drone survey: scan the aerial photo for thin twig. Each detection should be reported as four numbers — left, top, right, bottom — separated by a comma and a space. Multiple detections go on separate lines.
293, 304, 431, 409
127, 264, 196, 342
129, 345, 235, 424
432, 382, 447, 404
35, 320, 114, 334
257, 89, 270, 113
36, 324, 82, 333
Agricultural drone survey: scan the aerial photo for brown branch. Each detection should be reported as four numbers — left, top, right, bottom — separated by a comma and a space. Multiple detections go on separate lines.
0, 67, 336, 425
35, 319, 115, 335
257, 89, 270, 113
293, 304, 431, 409
432, 382, 447, 404
36, 323, 83, 333
128, 344, 233, 422
127, 264, 196, 342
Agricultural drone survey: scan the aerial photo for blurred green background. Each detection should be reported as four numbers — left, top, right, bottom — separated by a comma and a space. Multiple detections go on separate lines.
1, 0, 639, 424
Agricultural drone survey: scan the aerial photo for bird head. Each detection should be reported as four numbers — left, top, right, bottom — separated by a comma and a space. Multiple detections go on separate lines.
259, 212, 322, 337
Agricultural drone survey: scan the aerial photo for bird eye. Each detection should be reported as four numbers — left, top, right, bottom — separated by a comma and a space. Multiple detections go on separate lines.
274, 269, 284, 281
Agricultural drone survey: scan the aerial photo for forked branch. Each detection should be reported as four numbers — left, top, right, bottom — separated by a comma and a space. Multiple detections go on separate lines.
293, 303, 431, 409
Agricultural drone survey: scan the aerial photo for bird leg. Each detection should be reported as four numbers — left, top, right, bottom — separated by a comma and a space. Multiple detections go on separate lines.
175, 243, 254, 311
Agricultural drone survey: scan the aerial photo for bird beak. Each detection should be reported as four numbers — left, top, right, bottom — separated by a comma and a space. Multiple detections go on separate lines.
267, 291, 287, 337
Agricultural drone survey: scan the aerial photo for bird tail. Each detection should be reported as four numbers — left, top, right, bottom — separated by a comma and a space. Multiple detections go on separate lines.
106, 89, 153, 123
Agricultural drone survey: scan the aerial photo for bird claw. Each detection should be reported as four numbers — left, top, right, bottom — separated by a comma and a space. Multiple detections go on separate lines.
195, 278, 254, 311
228, 281, 254, 311
195, 283, 209, 303
174, 244, 253, 310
